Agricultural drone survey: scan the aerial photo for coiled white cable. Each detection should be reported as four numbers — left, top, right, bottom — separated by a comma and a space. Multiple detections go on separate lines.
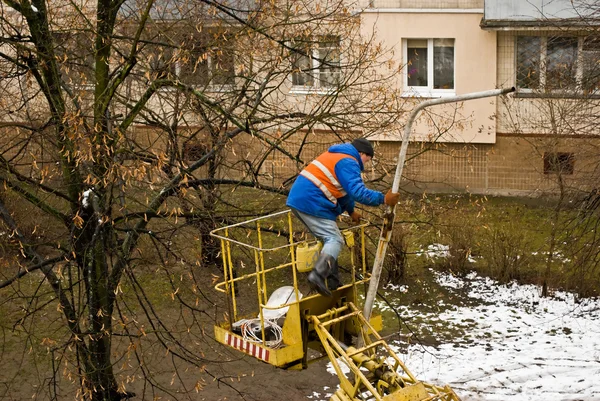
239, 318, 283, 349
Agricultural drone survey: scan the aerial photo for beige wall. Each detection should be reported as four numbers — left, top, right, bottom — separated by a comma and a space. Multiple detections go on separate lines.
359, 0, 483, 9
361, 11, 499, 144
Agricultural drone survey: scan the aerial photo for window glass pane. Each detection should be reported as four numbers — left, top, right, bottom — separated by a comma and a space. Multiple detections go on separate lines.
149, 45, 176, 80
318, 38, 340, 88
582, 36, 600, 92
517, 36, 541, 89
178, 31, 235, 86
546, 37, 578, 90
210, 48, 235, 85
433, 38, 454, 89
544, 152, 575, 175
177, 46, 209, 85
292, 43, 313, 86
54, 32, 95, 85
407, 39, 428, 87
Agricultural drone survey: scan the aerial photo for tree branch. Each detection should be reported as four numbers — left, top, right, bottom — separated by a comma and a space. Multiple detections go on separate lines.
0, 176, 70, 224
0, 256, 66, 289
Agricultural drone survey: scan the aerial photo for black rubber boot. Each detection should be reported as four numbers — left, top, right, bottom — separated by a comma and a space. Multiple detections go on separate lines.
308, 253, 335, 297
326, 259, 342, 291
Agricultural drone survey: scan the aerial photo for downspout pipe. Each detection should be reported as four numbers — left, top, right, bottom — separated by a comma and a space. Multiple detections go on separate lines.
363, 86, 516, 321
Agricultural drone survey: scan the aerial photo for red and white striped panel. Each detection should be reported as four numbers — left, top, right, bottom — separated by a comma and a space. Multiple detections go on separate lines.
225, 333, 270, 362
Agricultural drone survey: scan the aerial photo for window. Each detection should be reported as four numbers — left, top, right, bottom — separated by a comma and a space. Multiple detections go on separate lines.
404, 38, 454, 96
546, 37, 578, 89
148, 45, 174, 80
517, 35, 600, 93
54, 32, 95, 86
291, 36, 340, 91
178, 46, 235, 87
516, 36, 540, 89
582, 37, 600, 92
183, 141, 208, 162
147, 30, 235, 89
543, 152, 574, 175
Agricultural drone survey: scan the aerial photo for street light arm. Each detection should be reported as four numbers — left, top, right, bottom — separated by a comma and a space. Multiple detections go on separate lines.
363, 86, 516, 322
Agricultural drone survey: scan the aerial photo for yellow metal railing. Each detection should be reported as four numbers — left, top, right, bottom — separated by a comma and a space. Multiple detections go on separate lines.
312, 302, 462, 401
211, 210, 462, 400
210, 209, 369, 335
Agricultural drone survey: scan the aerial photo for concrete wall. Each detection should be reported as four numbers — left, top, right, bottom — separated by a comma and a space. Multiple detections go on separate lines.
484, 0, 590, 21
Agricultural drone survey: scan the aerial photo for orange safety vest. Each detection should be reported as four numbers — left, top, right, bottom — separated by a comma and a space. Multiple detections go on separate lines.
300, 152, 358, 204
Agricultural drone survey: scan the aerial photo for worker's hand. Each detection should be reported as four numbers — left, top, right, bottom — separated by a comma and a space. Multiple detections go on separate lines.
350, 210, 361, 224
384, 190, 400, 206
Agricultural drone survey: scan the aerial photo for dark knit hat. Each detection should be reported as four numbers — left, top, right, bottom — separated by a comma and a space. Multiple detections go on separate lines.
351, 138, 374, 157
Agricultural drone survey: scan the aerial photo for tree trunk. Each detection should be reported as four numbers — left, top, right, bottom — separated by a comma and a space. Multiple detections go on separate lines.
542, 176, 565, 297
199, 187, 221, 268
74, 201, 120, 400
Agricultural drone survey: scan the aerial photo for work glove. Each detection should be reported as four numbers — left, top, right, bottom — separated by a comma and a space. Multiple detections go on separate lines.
384, 190, 400, 207
350, 210, 361, 224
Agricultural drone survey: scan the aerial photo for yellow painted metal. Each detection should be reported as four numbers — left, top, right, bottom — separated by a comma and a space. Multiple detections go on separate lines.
287, 212, 302, 309
342, 230, 354, 248
361, 225, 366, 276
225, 228, 237, 321
210, 211, 461, 401
296, 241, 322, 272
256, 220, 267, 307
331, 389, 353, 401
382, 382, 429, 401
220, 232, 234, 327
213, 323, 305, 367
213, 261, 296, 293
211, 210, 368, 369
369, 313, 383, 333
311, 302, 461, 401
281, 301, 302, 346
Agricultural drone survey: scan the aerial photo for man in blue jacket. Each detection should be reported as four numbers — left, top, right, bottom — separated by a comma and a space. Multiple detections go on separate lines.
287, 138, 400, 296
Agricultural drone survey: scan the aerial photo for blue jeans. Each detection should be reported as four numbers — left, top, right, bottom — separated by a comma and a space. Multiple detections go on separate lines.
291, 209, 344, 259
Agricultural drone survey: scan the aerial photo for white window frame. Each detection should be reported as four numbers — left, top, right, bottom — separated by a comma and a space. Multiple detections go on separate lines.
516, 35, 600, 95
402, 38, 456, 98
290, 37, 341, 95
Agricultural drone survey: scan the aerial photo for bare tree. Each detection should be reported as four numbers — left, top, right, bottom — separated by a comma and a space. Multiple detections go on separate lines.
0, 0, 407, 399
500, 12, 600, 296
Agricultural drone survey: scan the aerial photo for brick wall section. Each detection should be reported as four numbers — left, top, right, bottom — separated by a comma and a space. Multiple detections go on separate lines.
256, 130, 600, 196
373, 136, 600, 195
260, 131, 362, 185
4, 125, 594, 198
487, 136, 547, 193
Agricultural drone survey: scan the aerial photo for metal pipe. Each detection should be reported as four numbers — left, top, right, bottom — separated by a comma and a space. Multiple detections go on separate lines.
363, 87, 516, 321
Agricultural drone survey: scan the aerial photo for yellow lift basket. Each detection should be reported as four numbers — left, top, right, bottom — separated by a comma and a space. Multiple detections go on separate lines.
210, 209, 461, 401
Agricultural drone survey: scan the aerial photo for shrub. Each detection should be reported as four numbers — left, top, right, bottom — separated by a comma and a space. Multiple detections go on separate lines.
384, 224, 409, 284
436, 220, 476, 277
479, 224, 531, 283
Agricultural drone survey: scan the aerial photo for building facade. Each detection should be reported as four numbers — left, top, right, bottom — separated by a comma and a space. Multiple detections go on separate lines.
1, 0, 598, 198
359, 0, 600, 196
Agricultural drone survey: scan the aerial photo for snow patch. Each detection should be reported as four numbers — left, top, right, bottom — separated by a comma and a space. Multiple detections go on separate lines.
320, 271, 600, 401
82, 189, 93, 208
415, 243, 450, 259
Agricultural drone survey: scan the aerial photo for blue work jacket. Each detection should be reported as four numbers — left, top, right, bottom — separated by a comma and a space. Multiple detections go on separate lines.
286, 143, 384, 220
